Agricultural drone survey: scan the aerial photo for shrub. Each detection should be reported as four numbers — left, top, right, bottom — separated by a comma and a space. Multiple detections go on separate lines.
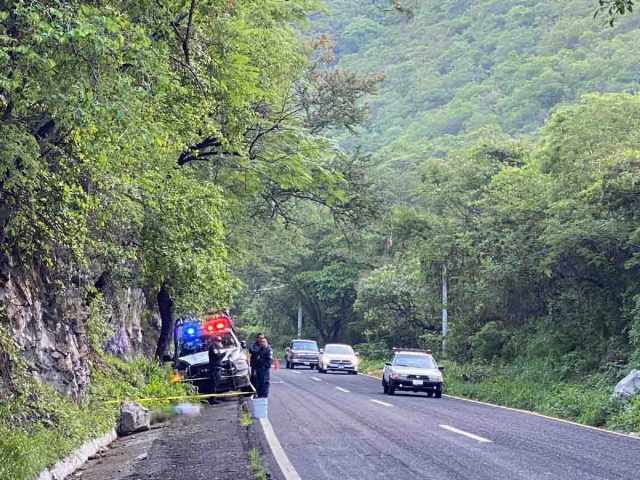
0, 356, 193, 479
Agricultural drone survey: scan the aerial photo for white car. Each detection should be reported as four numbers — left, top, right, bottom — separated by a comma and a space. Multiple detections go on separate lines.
382, 349, 443, 397
318, 344, 359, 374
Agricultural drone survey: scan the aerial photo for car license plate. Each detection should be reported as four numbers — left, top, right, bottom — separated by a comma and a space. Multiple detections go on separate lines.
412, 380, 423, 386
339, 365, 345, 369
303, 362, 309, 365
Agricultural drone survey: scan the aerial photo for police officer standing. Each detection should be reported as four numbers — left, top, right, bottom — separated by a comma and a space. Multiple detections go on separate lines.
253, 337, 273, 398
249, 332, 264, 384
208, 336, 225, 405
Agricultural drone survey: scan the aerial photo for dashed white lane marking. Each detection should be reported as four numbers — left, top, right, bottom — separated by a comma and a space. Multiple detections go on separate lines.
439, 425, 492, 443
371, 399, 393, 407
260, 418, 302, 480
291, 371, 301, 375
311, 376, 322, 382
359, 372, 639, 442
335, 387, 350, 393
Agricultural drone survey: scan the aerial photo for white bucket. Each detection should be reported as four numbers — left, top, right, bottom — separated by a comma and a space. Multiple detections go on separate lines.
251, 397, 268, 419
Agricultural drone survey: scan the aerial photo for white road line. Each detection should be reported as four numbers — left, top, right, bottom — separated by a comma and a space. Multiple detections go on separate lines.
371, 399, 393, 407
439, 425, 492, 443
311, 376, 322, 382
358, 372, 640, 442
335, 387, 350, 393
291, 371, 301, 375
259, 418, 302, 480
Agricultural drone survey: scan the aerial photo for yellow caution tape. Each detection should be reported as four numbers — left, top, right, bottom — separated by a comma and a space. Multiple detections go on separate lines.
105, 389, 255, 405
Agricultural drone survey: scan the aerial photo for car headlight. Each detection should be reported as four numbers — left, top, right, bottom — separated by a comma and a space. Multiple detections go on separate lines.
235, 360, 248, 370
434, 374, 443, 381
392, 373, 402, 379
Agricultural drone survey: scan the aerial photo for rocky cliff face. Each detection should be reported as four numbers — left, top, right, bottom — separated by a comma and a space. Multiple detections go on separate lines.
0, 255, 157, 399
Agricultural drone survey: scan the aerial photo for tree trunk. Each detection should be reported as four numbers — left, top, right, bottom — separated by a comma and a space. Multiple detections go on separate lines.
154, 283, 174, 361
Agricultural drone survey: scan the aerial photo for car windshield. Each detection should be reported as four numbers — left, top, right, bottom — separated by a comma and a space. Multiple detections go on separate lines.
177, 331, 236, 357
325, 345, 354, 355
292, 341, 318, 351
393, 354, 437, 369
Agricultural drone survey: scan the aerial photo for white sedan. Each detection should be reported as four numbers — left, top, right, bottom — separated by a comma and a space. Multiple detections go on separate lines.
317, 344, 359, 374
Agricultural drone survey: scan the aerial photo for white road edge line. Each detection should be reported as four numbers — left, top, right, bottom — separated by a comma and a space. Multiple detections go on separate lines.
311, 376, 322, 382
259, 418, 302, 480
290, 371, 301, 375
357, 372, 640, 442
371, 399, 393, 407
335, 387, 350, 393
439, 425, 492, 443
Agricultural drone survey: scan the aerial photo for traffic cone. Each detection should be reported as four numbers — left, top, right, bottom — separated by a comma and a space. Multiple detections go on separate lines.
274, 357, 280, 371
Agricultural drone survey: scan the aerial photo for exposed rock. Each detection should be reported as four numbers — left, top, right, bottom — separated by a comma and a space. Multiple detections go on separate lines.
613, 369, 640, 400
0, 253, 156, 400
118, 401, 150, 436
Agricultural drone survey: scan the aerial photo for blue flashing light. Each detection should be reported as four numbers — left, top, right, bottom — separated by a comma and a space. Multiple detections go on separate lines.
186, 327, 196, 336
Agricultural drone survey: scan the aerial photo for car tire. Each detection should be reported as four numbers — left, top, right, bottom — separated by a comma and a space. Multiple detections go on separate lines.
387, 383, 395, 396
350, 371, 358, 375
427, 391, 433, 398
382, 379, 388, 394
435, 389, 442, 398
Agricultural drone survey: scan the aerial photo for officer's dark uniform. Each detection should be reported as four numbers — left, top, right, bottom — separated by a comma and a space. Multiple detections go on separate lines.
253, 344, 273, 398
208, 338, 225, 404
249, 341, 261, 384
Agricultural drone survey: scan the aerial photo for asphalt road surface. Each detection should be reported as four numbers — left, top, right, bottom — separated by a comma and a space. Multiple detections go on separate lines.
268, 367, 640, 480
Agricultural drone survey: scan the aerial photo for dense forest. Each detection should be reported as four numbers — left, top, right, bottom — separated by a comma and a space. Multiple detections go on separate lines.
236, 0, 640, 429
239, 0, 640, 364
2, 0, 640, 477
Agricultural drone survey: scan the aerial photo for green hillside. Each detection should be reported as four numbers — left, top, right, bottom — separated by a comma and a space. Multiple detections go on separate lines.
317, 0, 640, 161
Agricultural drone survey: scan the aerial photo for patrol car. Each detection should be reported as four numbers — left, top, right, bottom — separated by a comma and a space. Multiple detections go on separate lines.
168, 313, 251, 394
382, 348, 444, 397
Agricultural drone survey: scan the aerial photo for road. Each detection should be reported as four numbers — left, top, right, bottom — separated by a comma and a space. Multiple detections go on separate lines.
268, 367, 640, 480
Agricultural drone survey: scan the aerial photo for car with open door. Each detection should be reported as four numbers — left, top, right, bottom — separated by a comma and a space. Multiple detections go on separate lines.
167, 312, 251, 394
382, 348, 444, 397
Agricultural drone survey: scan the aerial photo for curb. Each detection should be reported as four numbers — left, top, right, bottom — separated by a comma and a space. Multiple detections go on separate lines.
37, 429, 117, 480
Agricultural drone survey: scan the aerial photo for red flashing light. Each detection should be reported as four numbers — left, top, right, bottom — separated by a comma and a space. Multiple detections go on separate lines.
203, 316, 230, 335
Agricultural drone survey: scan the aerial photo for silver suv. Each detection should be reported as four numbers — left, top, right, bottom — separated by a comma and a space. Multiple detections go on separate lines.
382, 349, 444, 398
285, 339, 319, 369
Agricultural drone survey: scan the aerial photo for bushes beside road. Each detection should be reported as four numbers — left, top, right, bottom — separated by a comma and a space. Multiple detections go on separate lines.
358, 354, 640, 434
0, 356, 192, 480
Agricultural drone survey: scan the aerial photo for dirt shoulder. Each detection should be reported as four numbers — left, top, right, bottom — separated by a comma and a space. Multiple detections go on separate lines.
77, 399, 267, 480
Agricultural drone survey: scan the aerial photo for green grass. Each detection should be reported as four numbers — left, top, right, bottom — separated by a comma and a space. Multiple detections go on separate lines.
239, 401, 253, 427
358, 356, 640, 433
0, 355, 194, 480
248, 447, 267, 480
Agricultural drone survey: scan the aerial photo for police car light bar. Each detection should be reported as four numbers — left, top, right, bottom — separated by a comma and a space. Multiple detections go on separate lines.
392, 347, 432, 354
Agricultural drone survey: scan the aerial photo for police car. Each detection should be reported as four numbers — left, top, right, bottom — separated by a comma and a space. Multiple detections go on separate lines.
168, 313, 251, 394
382, 348, 444, 398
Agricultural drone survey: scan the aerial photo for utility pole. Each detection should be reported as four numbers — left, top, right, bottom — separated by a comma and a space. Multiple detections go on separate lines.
297, 300, 303, 338
442, 262, 448, 358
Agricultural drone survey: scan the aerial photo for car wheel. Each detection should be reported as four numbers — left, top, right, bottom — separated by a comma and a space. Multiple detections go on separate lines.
427, 391, 433, 398
435, 389, 442, 398
387, 383, 395, 396
382, 379, 388, 394
350, 371, 358, 375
